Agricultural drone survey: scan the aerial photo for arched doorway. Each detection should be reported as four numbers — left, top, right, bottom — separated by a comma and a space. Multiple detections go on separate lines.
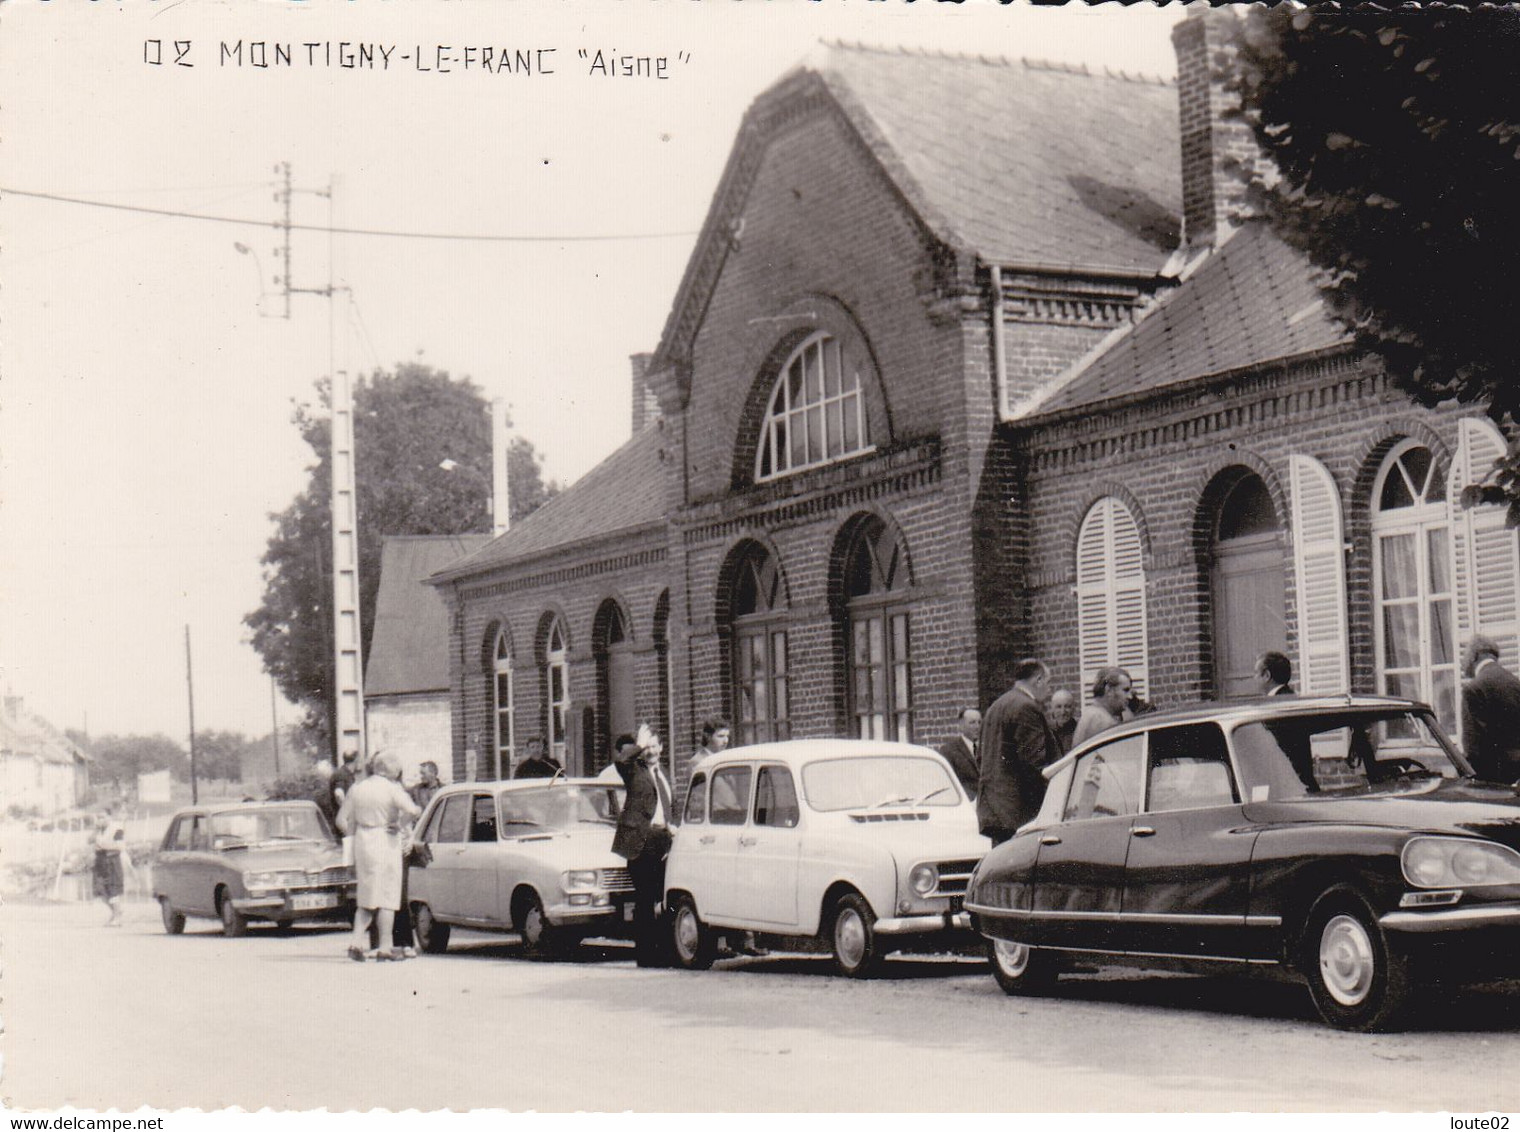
1210, 473, 1286, 700
841, 516, 914, 741
727, 543, 791, 745
594, 600, 635, 773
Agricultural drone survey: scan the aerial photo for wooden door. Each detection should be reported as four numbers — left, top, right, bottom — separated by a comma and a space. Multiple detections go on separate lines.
1213, 532, 1286, 700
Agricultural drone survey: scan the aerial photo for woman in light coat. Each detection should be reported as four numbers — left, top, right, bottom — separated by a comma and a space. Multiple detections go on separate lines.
336, 751, 420, 961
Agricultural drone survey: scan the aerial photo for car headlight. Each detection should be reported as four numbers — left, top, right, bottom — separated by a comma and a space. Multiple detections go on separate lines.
909, 863, 939, 897
563, 870, 600, 890
1401, 837, 1520, 888
244, 871, 284, 890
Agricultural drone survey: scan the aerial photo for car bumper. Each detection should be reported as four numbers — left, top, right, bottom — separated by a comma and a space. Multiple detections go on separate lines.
548, 901, 627, 926
232, 887, 355, 918
874, 911, 973, 935
1379, 901, 1520, 933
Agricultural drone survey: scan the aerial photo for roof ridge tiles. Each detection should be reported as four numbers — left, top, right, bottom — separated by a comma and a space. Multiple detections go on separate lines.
816, 37, 1172, 86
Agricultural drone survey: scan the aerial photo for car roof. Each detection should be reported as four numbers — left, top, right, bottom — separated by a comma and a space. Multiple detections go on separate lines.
1044, 694, 1434, 778
170, 800, 321, 818
433, 777, 616, 796
693, 738, 944, 772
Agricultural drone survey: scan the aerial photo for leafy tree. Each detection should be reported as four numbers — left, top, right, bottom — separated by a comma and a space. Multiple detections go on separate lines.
192, 729, 258, 782
1231, 7, 1520, 516
246, 363, 558, 746
89, 734, 189, 789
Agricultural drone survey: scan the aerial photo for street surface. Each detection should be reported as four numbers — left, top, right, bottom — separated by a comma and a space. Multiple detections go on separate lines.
3, 898, 1518, 1112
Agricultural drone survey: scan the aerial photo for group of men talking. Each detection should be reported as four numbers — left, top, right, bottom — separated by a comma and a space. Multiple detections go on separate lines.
940, 638, 1520, 847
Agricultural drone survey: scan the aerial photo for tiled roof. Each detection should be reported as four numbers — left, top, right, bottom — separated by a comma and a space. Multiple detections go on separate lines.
365, 534, 491, 697
1034, 223, 1353, 416
816, 43, 1182, 274
0, 703, 87, 765
427, 425, 667, 584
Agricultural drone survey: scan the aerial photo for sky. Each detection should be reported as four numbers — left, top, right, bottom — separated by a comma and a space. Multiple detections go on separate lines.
0, 0, 1184, 744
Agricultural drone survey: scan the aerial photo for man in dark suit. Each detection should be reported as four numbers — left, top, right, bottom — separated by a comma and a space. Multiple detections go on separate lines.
936, 707, 981, 799
1256, 651, 1319, 793
611, 729, 676, 967
976, 659, 1062, 846
1462, 635, 1520, 784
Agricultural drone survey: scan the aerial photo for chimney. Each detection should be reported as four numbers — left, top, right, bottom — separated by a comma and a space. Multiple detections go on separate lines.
1171, 8, 1265, 251
629, 352, 660, 432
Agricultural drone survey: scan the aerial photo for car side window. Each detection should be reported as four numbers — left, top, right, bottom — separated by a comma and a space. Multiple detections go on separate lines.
188, 817, 209, 851
1147, 723, 1237, 812
754, 765, 800, 828
164, 818, 188, 851
470, 793, 498, 842
436, 795, 469, 843
1062, 735, 1144, 823
684, 772, 707, 825
710, 766, 752, 826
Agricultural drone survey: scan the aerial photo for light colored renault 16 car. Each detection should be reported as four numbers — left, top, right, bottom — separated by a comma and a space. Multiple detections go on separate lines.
665, 739, 990, 977
406, 777, 633, 956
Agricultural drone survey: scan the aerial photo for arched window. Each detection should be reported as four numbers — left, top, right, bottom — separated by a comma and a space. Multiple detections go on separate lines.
492, 628, 515, 780
844, 518, 914, 741
1372, 442, 1457, 731
1076, 498, 1149, 697
594, 600, 634, 774
755, 333, 871, 481
544, 617, 571, 767
730, 547, 790, 744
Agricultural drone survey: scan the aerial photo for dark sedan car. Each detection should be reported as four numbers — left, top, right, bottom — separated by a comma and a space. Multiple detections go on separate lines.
153, 801, 354, 936
965, 696, 1520, 1031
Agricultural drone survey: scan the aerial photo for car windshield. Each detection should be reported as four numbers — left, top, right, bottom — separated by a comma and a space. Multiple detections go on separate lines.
1231, 708, 1471, 801
206, 807, 333, 847
498, 785, 624, 830
801, 756, 960, 812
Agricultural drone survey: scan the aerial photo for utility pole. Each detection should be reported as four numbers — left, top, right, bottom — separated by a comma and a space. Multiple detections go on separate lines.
271, 163, 366, 769
492, 397, 512, 537
269, 676, 282, 778
185, 625, 199, 804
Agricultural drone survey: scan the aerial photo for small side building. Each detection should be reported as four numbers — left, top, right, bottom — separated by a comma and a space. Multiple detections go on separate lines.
364, 534, 491, 788
0, 696, 89, 815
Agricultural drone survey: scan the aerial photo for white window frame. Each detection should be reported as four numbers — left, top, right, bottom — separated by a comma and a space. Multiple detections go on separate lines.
1074, 497, 1149, 698
492, 629, 515, 780
755, 332, 872, 482
1371, 440, 1459, 733
545, 618, 571, 766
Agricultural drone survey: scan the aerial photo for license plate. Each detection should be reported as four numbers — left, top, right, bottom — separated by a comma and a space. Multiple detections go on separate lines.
291, 893, 337, 911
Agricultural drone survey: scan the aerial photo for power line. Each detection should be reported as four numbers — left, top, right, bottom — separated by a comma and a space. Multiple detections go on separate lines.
3, 186, 699, 243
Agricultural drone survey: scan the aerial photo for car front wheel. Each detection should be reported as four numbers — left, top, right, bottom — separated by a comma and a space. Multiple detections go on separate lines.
159, 897, 185, 935
987, 936, 1058, 996
670, 895, 716, 970
412, 902, 450, 954
518, 892, 565, 957
1303, 885, 1412, 1032
219, 893, 248, 938
830, 893, 881, 978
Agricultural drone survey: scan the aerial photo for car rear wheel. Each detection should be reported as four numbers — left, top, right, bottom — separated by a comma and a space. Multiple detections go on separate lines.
412, 902, 450, 954
1302, 885, 1411, 1032
159, 897, 185, 935
670, 895, 716, 971
987, 936, 1058, 996
218, 892, 248, 938
830, 893, 881, 979
518, 892, 565, 957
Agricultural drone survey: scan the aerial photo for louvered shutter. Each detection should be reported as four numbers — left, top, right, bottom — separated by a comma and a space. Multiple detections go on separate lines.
1453, 418, 1520, 673
1075, 499, 1149, 698
1289, 454, 1350, 695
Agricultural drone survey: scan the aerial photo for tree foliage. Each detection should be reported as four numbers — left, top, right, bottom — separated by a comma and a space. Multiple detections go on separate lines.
1231, 6, 1520, 515
89, 733, 189, 789
245, 363, 558, 745
192, 729, 258, 782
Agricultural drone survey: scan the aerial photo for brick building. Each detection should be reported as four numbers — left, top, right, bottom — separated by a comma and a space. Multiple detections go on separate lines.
429, 14, 1518, 789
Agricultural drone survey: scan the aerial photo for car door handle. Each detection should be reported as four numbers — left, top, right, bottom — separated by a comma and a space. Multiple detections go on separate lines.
698, 835, 716, 845
1131, 826, 1157, 838
1039, 835, 1062, 846
738, 836, 758, 847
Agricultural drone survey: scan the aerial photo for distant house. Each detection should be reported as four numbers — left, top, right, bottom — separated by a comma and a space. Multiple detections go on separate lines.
364, 535, 491, 788
0, 696, 89, 814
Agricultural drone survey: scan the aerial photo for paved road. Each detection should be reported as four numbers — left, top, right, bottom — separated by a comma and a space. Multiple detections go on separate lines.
4, 898, 1517, 1112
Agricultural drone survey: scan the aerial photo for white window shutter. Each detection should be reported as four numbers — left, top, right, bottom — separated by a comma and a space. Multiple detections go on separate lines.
1289, 454, 1350, 696
1455, 418, 1520, 673
1074, 498, 1149, 698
